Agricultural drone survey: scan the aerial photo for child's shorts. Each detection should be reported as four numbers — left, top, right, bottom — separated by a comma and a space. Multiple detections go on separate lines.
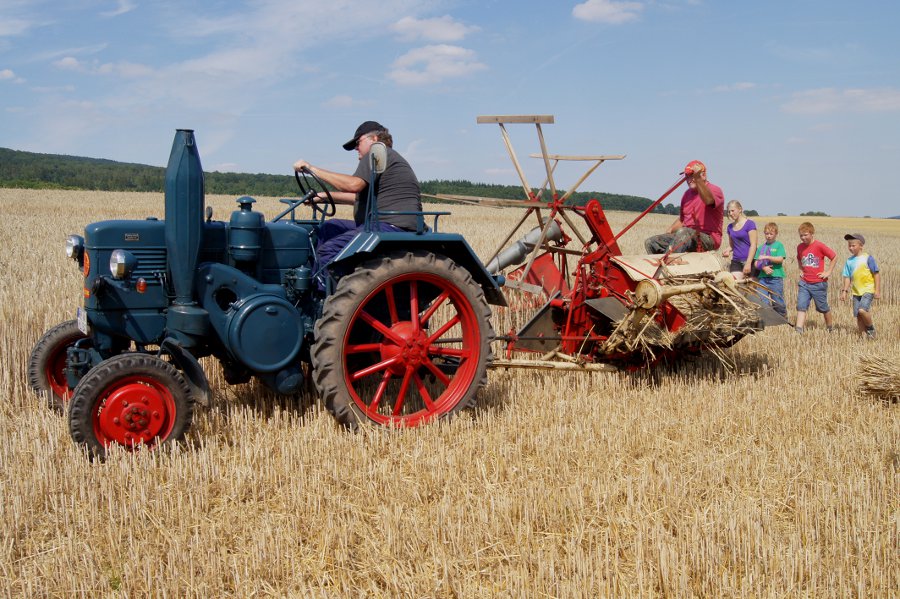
852, 293, 874, 317
797, 280, 830, 313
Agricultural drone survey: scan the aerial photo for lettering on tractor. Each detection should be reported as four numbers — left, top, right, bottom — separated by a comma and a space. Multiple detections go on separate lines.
30, 118, 786, 459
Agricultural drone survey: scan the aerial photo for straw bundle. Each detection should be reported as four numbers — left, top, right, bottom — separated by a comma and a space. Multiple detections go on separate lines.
857, 354, 900, 401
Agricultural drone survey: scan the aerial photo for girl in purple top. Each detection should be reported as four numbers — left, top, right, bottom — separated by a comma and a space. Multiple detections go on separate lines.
721, 200, 758, 279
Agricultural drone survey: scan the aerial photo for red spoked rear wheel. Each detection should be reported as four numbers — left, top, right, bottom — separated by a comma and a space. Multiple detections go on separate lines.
313, 252, 493, 428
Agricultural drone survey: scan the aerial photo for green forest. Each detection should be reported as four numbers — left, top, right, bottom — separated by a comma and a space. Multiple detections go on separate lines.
0, 147, 678, 215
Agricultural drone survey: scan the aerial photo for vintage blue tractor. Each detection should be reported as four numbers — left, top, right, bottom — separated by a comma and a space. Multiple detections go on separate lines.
29, 130, 504, 458
31, 117, 783, 459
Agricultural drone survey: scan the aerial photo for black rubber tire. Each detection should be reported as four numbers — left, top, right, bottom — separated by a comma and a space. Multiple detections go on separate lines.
68, 353, 194, 460
312, 251, 493, 429
28, 320, 87, 412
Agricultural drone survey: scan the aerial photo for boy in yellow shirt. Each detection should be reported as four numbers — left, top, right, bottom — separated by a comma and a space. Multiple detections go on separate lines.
839, 233, 881, 339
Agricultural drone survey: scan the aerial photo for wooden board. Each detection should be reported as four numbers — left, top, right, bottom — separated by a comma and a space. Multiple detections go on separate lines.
477, 115, 554, 124
423, 193, 548, 208
528, 153, 626, 161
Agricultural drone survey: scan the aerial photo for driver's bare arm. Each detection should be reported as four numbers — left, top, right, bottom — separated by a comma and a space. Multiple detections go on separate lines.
321, 191, 356, 205
293, 160, 366, 193
667, 217, 683, 234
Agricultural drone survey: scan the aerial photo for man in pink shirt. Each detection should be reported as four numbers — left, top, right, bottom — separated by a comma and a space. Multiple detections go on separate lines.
645, 160, 725, 254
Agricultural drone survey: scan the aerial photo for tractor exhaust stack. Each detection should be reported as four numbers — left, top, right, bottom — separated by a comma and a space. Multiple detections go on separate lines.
164, 129, 209, 346
164, 129, 205, 306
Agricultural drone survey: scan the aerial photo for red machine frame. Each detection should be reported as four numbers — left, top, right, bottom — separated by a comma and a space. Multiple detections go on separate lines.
433, 115, 767, 372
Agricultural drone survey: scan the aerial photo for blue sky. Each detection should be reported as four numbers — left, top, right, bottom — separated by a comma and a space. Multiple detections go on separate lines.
2, 0, 899, 217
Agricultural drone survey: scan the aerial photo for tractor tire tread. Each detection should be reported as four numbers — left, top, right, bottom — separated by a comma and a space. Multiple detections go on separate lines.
28, 319, 86, 412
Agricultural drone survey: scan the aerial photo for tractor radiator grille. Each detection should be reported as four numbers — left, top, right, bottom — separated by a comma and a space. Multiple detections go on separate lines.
132, 248, 167, 280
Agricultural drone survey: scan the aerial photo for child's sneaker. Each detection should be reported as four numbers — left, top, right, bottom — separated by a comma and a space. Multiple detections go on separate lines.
865, 327, 876, 340
795, 326, 804, 334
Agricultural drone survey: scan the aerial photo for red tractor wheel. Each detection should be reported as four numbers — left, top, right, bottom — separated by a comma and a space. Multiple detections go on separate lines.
313, 251, 493, 429
28, 320, 87, 411
68, 353, 194, 460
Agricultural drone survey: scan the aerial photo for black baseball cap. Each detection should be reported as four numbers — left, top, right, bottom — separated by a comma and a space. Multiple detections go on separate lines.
343, 121, 385, 151
844, 233, 866, 244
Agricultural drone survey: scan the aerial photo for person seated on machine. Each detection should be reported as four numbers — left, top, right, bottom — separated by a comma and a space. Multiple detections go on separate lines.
644, 160, 725, 255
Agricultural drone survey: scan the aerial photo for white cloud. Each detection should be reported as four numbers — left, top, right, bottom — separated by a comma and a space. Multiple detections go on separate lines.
388, 44, 487, 86
51, 0, 428, 144
0, 17, 34, 37
15, 0, 428, 121
391, 15, 479, 42
32, 44, 108, 63
54, 57, 82, 71
61, 99, 98, 111
0, 0, 52, 37
52, 55, 153, 78
713, 82, 756, 93
324, 95, 354, 108
572, 0, 643, 24
137, 0, 424, 102
101, 0, 137, 18
97, 61, 154, 78
0, 67, 24, 83
8, 0, 432, 161
30, 84, 76, 94
782, 87, 900, 114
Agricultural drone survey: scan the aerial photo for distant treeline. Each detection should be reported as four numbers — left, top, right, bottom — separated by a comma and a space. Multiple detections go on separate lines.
419, 179, 674, 213
0, 147, 679, 214
0, 147, 298, 197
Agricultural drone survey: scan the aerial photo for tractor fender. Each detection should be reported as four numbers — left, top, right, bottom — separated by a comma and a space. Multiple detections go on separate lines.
159, 338, 211, 408
330, 231, 507, 306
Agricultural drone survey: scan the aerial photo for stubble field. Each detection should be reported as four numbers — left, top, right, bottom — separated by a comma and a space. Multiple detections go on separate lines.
0, 189, 897, 597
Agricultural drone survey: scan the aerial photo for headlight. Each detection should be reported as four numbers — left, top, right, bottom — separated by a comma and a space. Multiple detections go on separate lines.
109, 249, 137, 279
65, 235, 85, 260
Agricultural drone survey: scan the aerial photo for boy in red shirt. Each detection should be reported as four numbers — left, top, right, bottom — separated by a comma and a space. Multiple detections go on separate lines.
795, 222, 837, 333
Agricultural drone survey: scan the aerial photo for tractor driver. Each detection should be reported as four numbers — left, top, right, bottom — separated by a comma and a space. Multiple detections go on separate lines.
292, 120, 422, 284
644, 160, 725, 255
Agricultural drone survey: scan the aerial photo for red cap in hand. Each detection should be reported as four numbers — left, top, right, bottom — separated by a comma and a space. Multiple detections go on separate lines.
683, 160, 706, 175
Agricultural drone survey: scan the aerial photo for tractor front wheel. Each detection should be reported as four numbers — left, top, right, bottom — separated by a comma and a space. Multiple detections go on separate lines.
28, 320, 87, 411
68, 353, 194, 460
313, 251, 493, 429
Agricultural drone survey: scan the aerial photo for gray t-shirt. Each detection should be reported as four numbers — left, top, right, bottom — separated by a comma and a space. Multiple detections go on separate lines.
352, 146, 422, 230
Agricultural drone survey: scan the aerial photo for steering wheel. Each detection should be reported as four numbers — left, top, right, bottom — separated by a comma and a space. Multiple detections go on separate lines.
294, 167, 336, 218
